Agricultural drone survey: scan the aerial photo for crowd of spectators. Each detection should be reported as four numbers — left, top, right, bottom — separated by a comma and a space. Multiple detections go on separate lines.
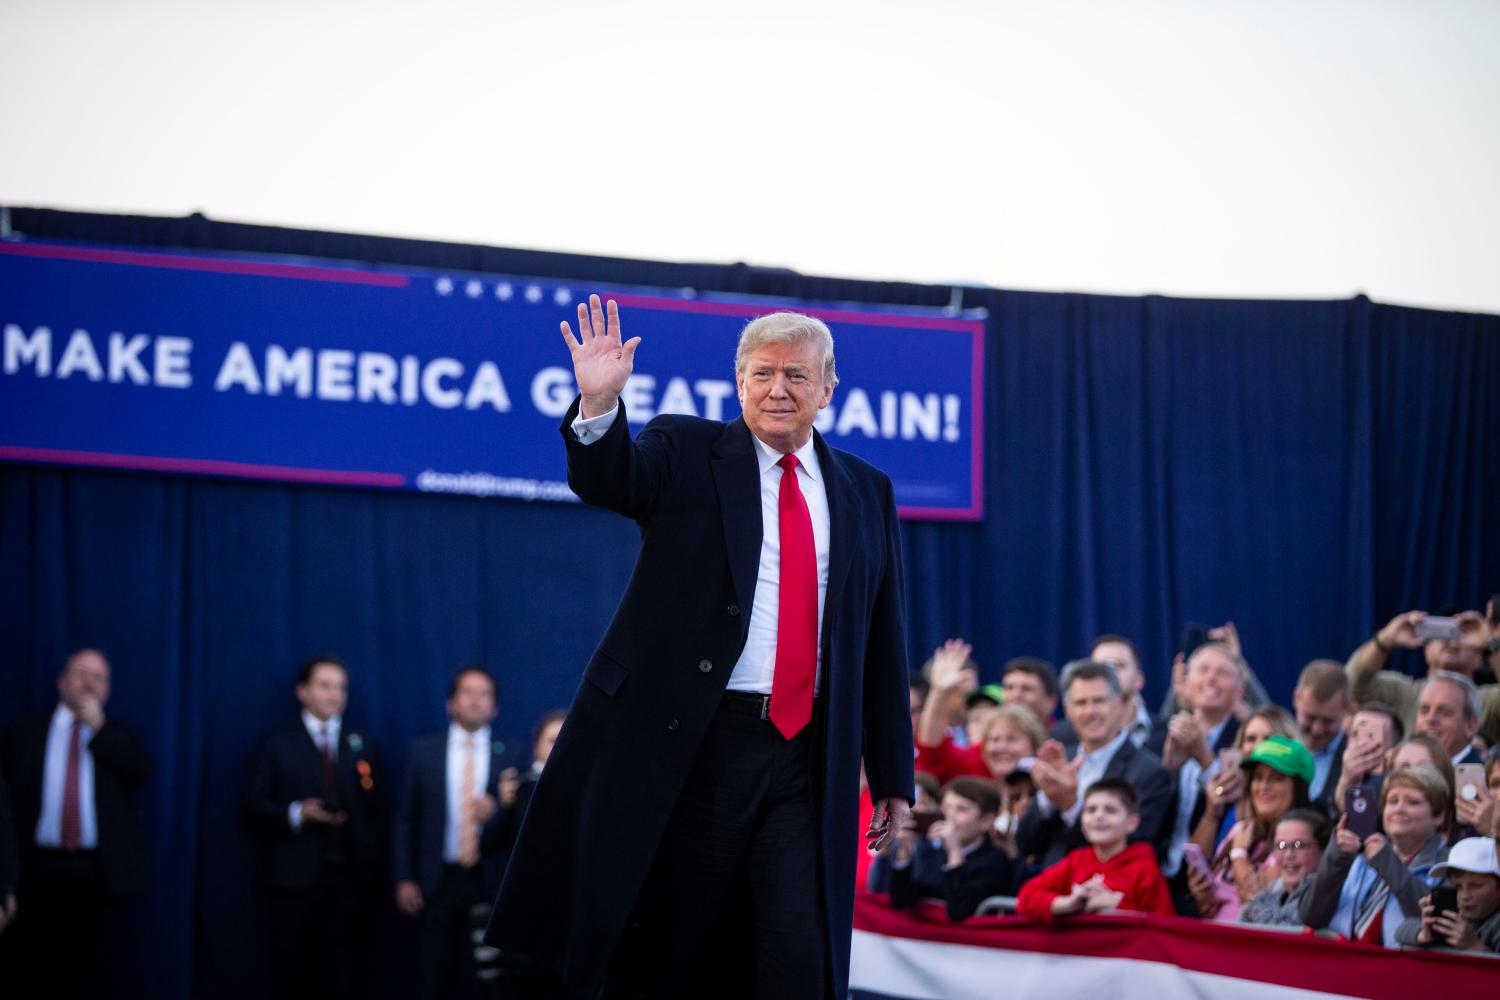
877, 602, 1500, 961
0, 649, 566, 1000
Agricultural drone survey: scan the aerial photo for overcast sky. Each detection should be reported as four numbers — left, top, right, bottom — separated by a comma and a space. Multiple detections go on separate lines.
5, 0, 1497, 313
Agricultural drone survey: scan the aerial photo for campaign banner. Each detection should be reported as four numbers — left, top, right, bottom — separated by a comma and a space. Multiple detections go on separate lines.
849, 893, 1500, 999
0, 240, 984, 519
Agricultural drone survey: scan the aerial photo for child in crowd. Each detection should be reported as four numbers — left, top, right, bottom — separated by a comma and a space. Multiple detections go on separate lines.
1397, 836, 1500, 953
1016, 777, 1174, 921
888, 776, 1019, 921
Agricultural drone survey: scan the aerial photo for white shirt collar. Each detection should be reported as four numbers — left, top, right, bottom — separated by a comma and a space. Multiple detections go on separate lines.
448, 722, 490, 746
1079, 725, 1130, 764
52, 702, 79, 729
301, 711, 341, 738
749, 429, 822, 485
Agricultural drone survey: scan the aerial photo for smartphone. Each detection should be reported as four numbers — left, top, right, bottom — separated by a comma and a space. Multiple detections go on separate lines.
1431, 885, 1459, 917
1182, 842, 1214, 882
909, 808, 942, 838
1455, 763, 1486, 803
1414, 616, 1461, 642
1180, 622, 1214, 658
1345, 785, 1379, 839
1218, 747, 1245, 772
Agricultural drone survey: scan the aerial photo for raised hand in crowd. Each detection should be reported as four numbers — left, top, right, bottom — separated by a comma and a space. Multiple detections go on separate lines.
1375, 610, 1430, 655
1162, 712, 1211, 771
1031, 739, 1083, 812
915, 638, 976, 748
1229, 821, 1272, 902
1454, 778, 1494, 835
1168, 653, 1192, 714
561, 294, 641, 418
1414, 894, 1483, 951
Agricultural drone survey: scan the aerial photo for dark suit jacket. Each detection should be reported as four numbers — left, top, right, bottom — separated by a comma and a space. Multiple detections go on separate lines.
1310, 729, 1346, 817
889, 839, 1017, 921
487, 400, 914, 1000
392, 731, 511, 898
1144, 715, 1240, 848
1016, 737, 1174, 869
0, 770, 18, 897
244, 720, 384, 891
0, 710, 153, 897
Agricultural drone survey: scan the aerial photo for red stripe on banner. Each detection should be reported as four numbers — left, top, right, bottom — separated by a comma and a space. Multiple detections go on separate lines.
0, 241, 410, 287
0, 446, 407, 488
852, 891, 1500, 996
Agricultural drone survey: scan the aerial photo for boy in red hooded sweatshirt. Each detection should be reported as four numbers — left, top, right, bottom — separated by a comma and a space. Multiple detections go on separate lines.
1017, 777, 1173, 920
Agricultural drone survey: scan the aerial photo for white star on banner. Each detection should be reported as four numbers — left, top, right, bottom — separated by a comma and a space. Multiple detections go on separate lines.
524, 284, 543, 304
435, 276, 454, 295
495, 282, 513, 301
554, 288, 573, 305
465, 279, 483, 299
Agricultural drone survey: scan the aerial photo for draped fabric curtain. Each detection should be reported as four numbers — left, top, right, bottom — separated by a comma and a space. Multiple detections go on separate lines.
1, 208, 1495, 999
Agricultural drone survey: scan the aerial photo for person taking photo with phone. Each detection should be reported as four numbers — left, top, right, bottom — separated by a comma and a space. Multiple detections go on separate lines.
1300, 764, 1450, 947
1396, 836, 1500, 953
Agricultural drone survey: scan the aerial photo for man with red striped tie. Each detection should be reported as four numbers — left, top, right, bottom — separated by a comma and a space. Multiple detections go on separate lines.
486, 297, 914, 1000
0, 648, 152, 1000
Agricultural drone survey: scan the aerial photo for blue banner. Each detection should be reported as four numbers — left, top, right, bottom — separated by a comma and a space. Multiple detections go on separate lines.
0, 240, 984, 519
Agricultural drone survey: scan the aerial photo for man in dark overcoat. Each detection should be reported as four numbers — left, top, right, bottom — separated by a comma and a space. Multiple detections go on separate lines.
486, 296, 914, 999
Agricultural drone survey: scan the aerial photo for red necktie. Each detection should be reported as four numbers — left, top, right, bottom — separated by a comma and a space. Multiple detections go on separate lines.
770, 454, 817, 739
61, 720, 82, 851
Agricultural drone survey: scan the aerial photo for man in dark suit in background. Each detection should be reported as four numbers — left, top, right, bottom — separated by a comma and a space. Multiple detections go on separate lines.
245, 654, 384, 1000
1017, 660, 1172, 868
0, 648, 152, 1000
394, 666, 512, 1000
487, 298, 914, 1000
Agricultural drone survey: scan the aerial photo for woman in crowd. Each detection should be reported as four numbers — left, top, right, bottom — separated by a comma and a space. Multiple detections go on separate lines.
1195, 705, 1301, 850
917, 698, 1046, 787
1300, 764, 1451, 947
1453, 749, 1500, 839
1240, 808, 1330, 926
1187, 735, 1314, 921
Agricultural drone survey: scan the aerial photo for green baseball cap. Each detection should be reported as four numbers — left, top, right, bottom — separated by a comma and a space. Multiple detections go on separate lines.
1239, 734, 1315, 785
965, 685, 1005, 709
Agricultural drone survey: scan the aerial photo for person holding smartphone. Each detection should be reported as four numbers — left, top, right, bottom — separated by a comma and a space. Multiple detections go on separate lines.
887, 776, 1020, 921
1396, 836, 1500, 953
1299, 764, 1450, 947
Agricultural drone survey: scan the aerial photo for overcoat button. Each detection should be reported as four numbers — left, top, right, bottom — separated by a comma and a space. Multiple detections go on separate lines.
698, 659, 713, 673
727, 603, 740, 616
667, 718, 680, 732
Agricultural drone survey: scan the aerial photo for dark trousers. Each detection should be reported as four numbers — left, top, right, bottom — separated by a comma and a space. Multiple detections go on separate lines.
0, 849, 113, 1000
604, 695, 826, 1000
420, 864, 489, 1000
268, 865, 362, 1000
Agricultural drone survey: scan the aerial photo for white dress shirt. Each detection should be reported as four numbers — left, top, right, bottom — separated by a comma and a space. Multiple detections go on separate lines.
444, 723, 492, 863
1163, 715, 1231, 876
287, 712, 342, 832
572, 402, 832, 697
35, 703, 98, 849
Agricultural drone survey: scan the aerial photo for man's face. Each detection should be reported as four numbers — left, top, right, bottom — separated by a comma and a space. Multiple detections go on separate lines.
1091, 641, 1142, 700
1416, 678, 1476, 756
735, 339, 834, 453
1002, 671, 1056, 724
447, 671, 497, 731
1424, 637, 1481, 677
57, 650, 111, 712
1292, 688, 1348, 753
1064, 677, 1122, 750
1080, 792, 1138, 848
296, 663, 348, 722
939, 791, 993, 848
1453, 871, 1500, 923
1187, 648, 1242, 717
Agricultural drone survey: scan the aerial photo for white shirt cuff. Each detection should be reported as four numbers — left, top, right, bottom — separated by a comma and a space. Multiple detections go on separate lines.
287, 800, 304, 832
571, 401, 620, 444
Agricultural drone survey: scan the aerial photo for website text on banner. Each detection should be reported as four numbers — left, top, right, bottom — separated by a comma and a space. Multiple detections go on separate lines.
849, 892, 1499, 1000
0, 241, 984, 520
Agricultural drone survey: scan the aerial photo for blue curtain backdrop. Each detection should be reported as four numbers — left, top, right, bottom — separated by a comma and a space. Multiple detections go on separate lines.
1, 208, 1496, 998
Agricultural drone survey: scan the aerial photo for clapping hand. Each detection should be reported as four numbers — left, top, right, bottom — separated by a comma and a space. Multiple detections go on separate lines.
1163, 712, 1210, 771
1032, 740, 1082, 813
561, 294, 641, 418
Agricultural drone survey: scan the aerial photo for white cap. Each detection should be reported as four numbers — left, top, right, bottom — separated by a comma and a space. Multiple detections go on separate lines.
1430, 837, 1500, 879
